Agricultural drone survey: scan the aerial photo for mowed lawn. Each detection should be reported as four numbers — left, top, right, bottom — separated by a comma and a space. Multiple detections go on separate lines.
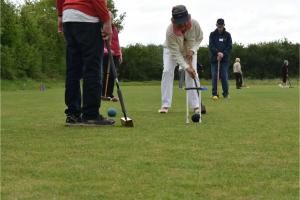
1, 80, 299, 199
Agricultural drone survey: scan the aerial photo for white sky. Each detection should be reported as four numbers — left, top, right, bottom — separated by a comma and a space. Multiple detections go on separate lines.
114, 0, 300, 47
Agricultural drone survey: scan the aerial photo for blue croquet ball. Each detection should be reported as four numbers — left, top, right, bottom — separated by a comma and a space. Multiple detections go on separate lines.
107, 108, 117, 117
191, 113, 200, 123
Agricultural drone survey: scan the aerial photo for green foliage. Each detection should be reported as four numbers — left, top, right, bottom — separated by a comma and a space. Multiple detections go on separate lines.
1, 46, 17, 79
1, 0, 65, 80
197, 46, 211, 78
107, 0, 126, 31
1, 0, 20, 46
119, 41, 299, 81
230, 39, 299, 79
0, 0, 298, 81
1, 0, 124, 80
1, 0, 20, 79
120, 44, 163, 81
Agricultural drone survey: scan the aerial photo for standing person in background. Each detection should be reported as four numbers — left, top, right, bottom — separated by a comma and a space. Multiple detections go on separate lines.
197, 63, 204, 78
57, 0, 115, 126
209, 18, 232, 99
158, 5, 203, 114
281, 60, 289, 87
233, 58, 242, 89
102, 12, 122, 102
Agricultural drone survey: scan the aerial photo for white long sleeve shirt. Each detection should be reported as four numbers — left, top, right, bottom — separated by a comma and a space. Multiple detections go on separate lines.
163, 19, 203, 69
233, 62, 242, 73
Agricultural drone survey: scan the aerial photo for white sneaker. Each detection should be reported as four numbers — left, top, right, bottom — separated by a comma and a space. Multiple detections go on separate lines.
158, 107, 169, 114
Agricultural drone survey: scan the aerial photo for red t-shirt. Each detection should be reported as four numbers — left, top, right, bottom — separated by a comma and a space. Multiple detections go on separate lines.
56, 0, 110, 23
104, 26, 122, 57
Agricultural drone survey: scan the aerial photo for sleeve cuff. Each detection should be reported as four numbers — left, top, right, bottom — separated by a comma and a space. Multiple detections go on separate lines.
191, 47, 198, 54
183, 63, 189, 69
102, 14, 111, 23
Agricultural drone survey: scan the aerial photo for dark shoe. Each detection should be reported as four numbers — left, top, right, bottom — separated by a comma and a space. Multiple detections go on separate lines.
101, 96, 111, 101
201, 104, 206, 114
111, 96, 119, 102
82, 115, 115, 126
65, 115, 82, 126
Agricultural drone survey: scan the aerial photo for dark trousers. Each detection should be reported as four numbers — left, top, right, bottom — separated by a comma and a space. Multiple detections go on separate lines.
234, 72, 242, 88
282, 73, 287, 83
211, 62, 229, 97
63, 22, 103, 119
102, 55, 119, 97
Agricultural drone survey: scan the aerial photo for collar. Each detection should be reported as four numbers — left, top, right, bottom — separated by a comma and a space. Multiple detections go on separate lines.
172, 19, 192, 36
215, 28, 226, 34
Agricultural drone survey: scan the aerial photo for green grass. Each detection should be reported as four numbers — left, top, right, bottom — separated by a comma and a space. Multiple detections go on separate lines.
1, 80, 299, 199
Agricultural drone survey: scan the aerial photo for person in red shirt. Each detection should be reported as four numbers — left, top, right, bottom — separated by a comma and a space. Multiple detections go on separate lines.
56, 0, 115, 126
102, 13, 122, 102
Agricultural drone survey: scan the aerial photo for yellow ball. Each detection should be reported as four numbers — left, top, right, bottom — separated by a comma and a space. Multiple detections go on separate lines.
212, 96, 218, 100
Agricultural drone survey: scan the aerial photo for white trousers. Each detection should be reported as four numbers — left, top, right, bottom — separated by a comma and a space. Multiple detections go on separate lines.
161, 48, 200, 109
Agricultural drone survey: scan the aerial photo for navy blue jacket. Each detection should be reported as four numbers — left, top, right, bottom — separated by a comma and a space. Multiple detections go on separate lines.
209, 28, 232, 63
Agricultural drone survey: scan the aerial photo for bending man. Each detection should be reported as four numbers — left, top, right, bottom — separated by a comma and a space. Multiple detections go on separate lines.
159, 5, 203, 114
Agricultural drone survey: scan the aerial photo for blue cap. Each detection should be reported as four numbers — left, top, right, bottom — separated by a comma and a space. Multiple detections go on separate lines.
172, 5, 189, 25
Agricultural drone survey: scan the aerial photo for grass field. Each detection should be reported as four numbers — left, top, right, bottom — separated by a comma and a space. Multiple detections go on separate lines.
1, 80, 299, 199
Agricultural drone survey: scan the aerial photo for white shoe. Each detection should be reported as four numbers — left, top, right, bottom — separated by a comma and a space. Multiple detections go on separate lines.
158, 107, 169, 114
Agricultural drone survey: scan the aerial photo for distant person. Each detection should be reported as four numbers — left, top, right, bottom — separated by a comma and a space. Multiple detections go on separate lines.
233, 58, 242, 89
209, 18, 232, 99
56, 0, 115, 126
158, 5, 203, 114
102, 12, 122, 102
281, 60, 289, 87
197, 63, 204, 78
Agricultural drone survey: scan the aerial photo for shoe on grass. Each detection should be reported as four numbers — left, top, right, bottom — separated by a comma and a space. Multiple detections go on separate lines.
158, 107, 168, 113
201, 104, 207, 114
101, 96, 111, 101
111, 96, 119, 102
65, 115, 82, 126
194, 107, 200, 114
82, 115, 115, 126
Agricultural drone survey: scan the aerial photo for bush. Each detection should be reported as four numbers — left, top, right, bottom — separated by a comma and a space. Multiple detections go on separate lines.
1, 0, 298, 81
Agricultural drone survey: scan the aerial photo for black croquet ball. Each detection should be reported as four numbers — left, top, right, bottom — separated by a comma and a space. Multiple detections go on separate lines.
191, 113, 200, 123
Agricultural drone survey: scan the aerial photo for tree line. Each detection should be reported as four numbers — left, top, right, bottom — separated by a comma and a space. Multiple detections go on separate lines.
1, 0, 299, 81
120, 40, 299, 81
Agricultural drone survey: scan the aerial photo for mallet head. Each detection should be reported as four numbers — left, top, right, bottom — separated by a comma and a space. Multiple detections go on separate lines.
121, 117, 134, 127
